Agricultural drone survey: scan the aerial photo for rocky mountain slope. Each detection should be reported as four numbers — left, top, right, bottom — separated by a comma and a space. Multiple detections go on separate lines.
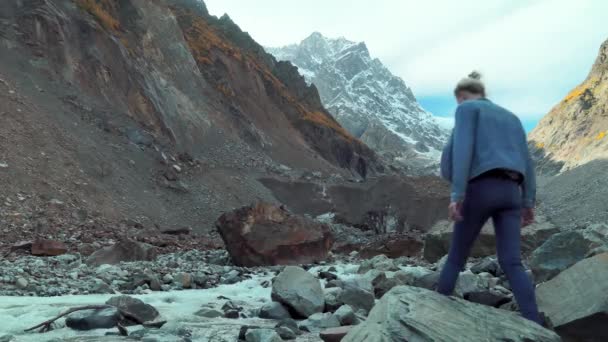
0, 0, 405, 241
267, 33, 449, 172
529, 38, 608, 174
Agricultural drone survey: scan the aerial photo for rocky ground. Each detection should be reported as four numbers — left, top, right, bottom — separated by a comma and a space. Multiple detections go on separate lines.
537, 159, 608, 227
0, 206, 606, 341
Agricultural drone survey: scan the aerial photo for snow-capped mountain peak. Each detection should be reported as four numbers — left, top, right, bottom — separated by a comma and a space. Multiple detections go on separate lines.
267, 32, 449, 170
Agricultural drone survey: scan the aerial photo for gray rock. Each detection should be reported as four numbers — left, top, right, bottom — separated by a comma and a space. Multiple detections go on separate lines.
343, 286, 561, 342
324, 287, 343, 312
0, 335, 14, 342
66, 307, 120, 330
337, 284, 375, 313
530, 230, 595, 282
537, 253, 608, 341
334, 305, 356, 326
260, 301, 291, 320
174, 273, 192, 289
358, 255, 398, 274
275, 318, 300, 336
162, 274, 173, 283
245, 328, 283, 342
454, 271, 488, 297
411, 271, 440, 290
275, 326, 297, 340
15, 277, 28, 289
222, 269, 241, 284
194, 308, 224, 318
93, 280, 114, 294
86, 240, 158, 266
470, 256, 502, 276
299, 312, 341, 332
106, 295, 159, 324
271, 266, 324, 318
371, 272, 408, 299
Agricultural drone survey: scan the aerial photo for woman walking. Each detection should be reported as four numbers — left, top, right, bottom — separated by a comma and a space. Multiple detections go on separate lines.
438, 72, 541, 324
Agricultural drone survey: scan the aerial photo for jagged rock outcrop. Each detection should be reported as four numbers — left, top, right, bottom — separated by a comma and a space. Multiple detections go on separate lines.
343, 286, 561, 342
529, 38, 608, 174
268, 33, 449, 172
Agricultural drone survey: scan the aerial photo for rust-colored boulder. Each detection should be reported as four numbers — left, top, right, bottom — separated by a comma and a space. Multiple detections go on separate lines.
31, 239, 68, 256
216, 202, 334, 266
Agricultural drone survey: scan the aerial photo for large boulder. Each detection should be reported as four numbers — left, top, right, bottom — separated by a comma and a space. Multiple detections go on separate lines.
424, 218, 559, 263
86, 240, 158, 266
537, 253, 608, 342
216, 203, 334, 266
343, 286, 560, 342
271, 266, 325, 318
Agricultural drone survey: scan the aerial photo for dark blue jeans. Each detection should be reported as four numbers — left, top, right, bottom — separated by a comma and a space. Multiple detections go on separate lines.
437, 176, 541, 324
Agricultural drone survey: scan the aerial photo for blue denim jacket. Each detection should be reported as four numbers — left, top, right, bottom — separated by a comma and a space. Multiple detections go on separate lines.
440, 98, 536, 208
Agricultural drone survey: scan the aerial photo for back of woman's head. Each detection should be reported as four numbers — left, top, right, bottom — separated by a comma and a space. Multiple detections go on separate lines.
454, 71, 486, 97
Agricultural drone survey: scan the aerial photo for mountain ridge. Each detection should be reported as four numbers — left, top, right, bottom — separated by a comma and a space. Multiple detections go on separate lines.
529, 37, 608, 174
267, 32, 449, 172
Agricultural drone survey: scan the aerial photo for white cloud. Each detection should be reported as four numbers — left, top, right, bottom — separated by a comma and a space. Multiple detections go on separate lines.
203, 0, 608, 121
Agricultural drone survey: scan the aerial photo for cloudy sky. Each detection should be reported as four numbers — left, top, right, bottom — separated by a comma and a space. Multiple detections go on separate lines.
205, 0, 608, 131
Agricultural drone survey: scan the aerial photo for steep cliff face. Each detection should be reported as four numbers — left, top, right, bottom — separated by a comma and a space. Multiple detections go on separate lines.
0, 0, 384, 235
529, 38, 608, 174
268, 33, 449, 172
0, 0, 380, 176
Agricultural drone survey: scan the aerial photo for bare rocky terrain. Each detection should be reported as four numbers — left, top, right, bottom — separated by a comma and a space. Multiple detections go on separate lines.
0, 1, 606, 342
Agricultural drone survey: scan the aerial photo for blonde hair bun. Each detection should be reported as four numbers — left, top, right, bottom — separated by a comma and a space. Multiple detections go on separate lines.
468, 71, 482, 80
454, 70, 486, 96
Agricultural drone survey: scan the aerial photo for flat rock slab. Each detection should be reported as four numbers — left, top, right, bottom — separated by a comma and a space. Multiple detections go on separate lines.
343, 285, 561, 342
537, 252, 608, 341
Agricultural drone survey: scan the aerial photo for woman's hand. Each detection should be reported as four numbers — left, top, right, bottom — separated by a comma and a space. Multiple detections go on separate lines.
522, 207, 535, 227
448, 201, 464, 222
